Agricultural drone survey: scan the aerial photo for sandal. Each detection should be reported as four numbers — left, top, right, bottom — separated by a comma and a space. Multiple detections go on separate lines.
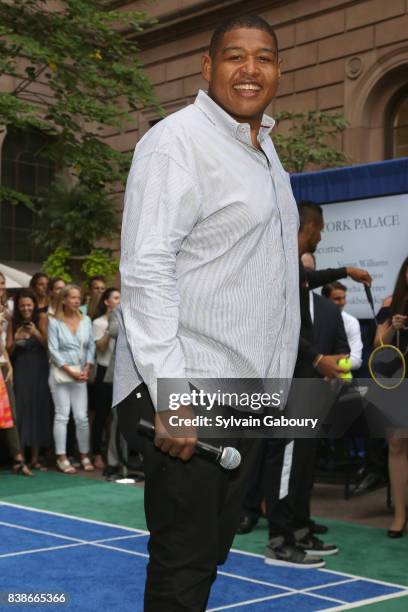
56, 458, 77, 474
12, 462, 32, 477
81, 457, 95, 472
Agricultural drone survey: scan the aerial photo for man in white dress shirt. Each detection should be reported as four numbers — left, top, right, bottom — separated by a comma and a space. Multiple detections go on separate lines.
114, 14, 300, 611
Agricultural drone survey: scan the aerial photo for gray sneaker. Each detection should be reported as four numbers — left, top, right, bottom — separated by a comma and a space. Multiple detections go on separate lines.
297, 534, 339, 556
265, 537, 325, 569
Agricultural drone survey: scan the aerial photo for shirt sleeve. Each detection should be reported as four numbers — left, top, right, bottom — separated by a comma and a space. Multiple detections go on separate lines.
346, 316, 363, 370
85, 317, 96, 365
120, 151, 201, 410
47, 318, 65, 368
297, 335, 320, 364
307, 268, 347, 290
107, 309, 120, 339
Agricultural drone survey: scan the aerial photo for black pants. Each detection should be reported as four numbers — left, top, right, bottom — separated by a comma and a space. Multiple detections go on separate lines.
242, 436, 316, 541
92, 365, 113, 455
117, 385, 261, 612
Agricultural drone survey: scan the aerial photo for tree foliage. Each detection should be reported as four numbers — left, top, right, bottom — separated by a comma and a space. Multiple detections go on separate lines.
274, 111, 348, 173
0, 0, 159, 248
33, 177, 117, 255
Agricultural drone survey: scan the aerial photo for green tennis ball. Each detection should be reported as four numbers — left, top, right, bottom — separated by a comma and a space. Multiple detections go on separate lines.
338, 371, 353, 380
338, 357, 352, 372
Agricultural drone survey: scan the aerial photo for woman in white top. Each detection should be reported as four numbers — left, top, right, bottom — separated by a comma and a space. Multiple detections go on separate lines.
48, 285, 96, 474
91, 288, 120, 469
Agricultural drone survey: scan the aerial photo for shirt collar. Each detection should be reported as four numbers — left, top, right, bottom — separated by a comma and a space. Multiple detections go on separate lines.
194, 89, 275, 146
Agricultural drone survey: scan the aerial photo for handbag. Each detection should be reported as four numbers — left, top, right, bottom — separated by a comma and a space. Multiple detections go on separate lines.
51, 321, 84, 384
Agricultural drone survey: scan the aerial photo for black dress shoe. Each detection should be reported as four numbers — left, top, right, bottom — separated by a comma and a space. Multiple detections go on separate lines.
236, 515, 258, 534
309, 520, 328, 535
387, 520, 407, 539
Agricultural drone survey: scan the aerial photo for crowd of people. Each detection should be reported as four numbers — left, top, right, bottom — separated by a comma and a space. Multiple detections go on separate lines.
0, 271, 121, 476
0, 253, 406, 543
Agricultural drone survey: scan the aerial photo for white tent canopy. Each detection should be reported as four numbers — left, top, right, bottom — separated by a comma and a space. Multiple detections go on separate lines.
0, 263, 32, 288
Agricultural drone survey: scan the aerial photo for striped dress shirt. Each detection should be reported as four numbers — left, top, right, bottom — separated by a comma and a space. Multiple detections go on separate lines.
114, 90, 300, 410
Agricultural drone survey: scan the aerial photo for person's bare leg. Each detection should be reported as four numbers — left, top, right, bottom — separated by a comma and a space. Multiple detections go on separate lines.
388, 437, 408, 531
13, 452, 32, 476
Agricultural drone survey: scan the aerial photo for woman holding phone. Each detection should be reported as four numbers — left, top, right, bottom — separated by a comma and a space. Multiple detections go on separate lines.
48, 285, 95, 474
6, 289, 52, 469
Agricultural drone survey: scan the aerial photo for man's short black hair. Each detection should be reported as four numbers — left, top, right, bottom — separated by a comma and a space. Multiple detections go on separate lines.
321, 281, 347, 298
209, 14, 278, 59
298, 201, 323, 230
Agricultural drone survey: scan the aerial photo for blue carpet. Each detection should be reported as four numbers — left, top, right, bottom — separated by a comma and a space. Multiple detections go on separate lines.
0, 502, 407, 611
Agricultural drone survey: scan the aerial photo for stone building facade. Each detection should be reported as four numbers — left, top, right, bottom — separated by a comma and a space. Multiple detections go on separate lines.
111, 0, 408, 165
1, 0, 407, 264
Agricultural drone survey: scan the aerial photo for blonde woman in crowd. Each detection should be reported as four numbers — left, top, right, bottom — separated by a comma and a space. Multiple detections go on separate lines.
48, 285, 96, 474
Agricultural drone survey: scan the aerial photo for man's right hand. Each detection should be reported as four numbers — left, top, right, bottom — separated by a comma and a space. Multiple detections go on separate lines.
154, 406, 197, 461
315, 354, 348, 378
346, 267, 372, 286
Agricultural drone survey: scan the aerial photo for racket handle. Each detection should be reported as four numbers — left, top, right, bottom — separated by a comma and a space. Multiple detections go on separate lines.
364, 285, 375, 312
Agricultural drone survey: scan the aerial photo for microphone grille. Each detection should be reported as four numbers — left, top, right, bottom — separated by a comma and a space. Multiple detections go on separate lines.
220, 447, 241, 470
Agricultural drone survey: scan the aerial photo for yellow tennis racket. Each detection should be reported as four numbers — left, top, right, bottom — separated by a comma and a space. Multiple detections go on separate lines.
365, 287, 407, 390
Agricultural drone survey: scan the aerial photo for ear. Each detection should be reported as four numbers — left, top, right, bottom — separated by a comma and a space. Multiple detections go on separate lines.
277, 56, 282, 80
201, 54, 212, 83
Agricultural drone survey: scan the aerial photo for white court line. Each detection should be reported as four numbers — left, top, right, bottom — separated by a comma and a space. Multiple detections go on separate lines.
2, 501, 408, 610
0, 518, 349, 598
0, 520, 148, 560
0, 543, 85, 559
217, 570, 295, 593
0, 501, 148, 535
89, 542, 149, 559
91, 533, 147, 544
320, 567, 408, 592
0, 520, 84, 543
303, 591, 346, 605
229, 545, 408, 592
208, 588, 345, 612
327, 589, 408, 611
304, 578, 357, 593
217, 572, 357, 595
207, 590, 297, 611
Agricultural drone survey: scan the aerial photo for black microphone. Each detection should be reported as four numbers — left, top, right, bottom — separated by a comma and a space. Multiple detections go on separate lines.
138, 418, 241, 470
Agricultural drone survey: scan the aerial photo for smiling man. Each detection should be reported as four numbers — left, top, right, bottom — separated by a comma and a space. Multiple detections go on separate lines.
115, 14, 300, 612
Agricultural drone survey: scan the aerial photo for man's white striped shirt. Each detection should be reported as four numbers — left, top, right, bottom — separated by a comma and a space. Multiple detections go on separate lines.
114, 90, 300, 409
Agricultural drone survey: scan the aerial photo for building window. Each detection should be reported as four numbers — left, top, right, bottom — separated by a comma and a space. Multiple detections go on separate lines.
387, 93, 408, 159
0, 127, 54, 262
